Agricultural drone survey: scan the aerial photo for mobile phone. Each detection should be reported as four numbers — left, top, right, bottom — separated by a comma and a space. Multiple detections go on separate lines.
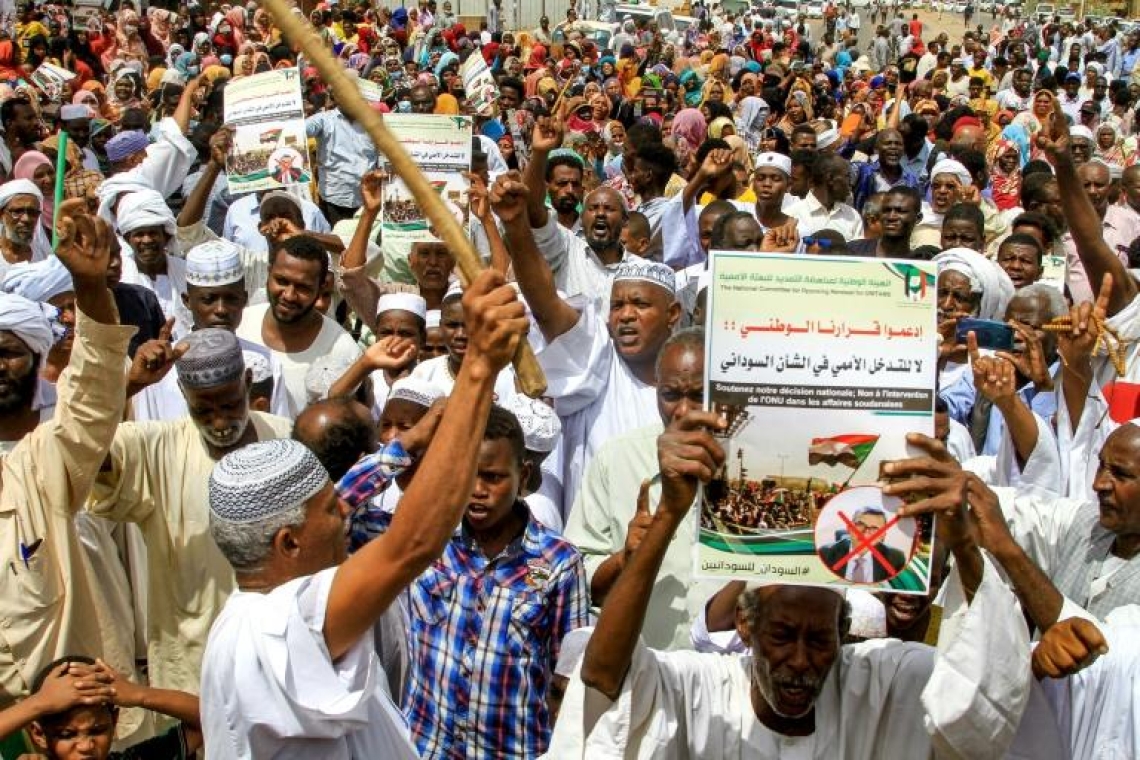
956, 318, 1014, 351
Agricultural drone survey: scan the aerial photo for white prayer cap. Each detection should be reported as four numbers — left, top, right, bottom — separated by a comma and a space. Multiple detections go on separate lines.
60, 103, 94, 121
846, 589, 887, 639
186, 240, 244, 287
817, 128, 841, 149
176, 328, 246, 389
613, 259, 676, 298
209, 439, 330, 523
426, 309, 442, 329
376, 292, 428, 320
0, 292, 57, 357
754, 151, 791, 175
933, 247, 1015, 321
506, 395, 561, 453
305, 352, 359, 403
0, 179, 43, 210
554, 627, 594, 677
387, 376, 445, 408
1, 257, 74, 303
443, 279, 464, 303
929, 158, 972, 187
1070, 125, 1095, 142
243, 350, 273, 384
115, 189, 176, 237
953, 56, 971, 67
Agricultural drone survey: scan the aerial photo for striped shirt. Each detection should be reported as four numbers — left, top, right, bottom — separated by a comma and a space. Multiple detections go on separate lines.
404, 504, 590, 759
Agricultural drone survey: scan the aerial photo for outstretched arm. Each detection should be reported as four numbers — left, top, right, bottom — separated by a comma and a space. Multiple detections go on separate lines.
340, 169, 385, 271
492, 171, 580, 343
581, 411, 726, 700
522, 116, 563, 228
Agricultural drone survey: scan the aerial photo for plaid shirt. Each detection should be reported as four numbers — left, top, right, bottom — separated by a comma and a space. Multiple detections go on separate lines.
404, 505, 590, 759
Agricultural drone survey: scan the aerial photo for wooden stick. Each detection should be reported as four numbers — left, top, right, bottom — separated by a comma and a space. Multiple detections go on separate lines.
263, 0, 547, 398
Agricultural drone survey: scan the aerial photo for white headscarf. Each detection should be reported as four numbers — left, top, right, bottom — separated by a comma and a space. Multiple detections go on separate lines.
933, 247, 1015, 321
0, 292, 63, 411
1, 257, 74, 303
114, 189, 177, 238
929, 158, 973, 187
0, 179, 44, 210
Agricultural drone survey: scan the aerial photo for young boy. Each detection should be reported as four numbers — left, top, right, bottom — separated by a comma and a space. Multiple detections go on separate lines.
0, 657, 201, 759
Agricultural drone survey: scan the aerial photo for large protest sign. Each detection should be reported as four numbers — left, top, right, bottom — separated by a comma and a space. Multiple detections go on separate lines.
697, 252, 938, 594
223, 68, 310, 195
378, 114, 472, 248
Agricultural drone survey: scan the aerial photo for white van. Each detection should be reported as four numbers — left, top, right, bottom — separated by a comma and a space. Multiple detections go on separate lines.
612, 3, 678, 34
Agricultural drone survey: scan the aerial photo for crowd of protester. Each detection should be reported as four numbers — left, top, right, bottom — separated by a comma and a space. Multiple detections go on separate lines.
1, 0, 1140, 756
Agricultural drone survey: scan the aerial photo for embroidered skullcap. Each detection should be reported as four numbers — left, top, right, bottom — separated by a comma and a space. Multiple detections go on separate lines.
817, 128, 840, 149
105, 130, 150, 163
60, 103, 93, 121
929, 158, 972, 186
376, 292, 427, 320
305, 351, 360, 403
176, 328, 246, 389
1, 257, 74, 303
209, 439, 330, 523
388, 375, 445, 408
506, 394, 561, 453
186, 240, 244, 287
754, 152, 791, 175
443, 279, 464, 303
243, 350, 272, 384
614, 259, 676, 297
426, 309, 441, 329
846, 589, 887, 639
1069, 125, 1095, 142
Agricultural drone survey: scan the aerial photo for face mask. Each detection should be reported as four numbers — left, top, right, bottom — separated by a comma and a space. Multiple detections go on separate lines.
397, 100, 412, 112
220, 55, 233, 66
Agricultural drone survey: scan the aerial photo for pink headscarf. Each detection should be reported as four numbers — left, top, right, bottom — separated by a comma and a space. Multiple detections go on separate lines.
226, 7, 248, 49
12, 151, 54, 231
672, 108, 708, 153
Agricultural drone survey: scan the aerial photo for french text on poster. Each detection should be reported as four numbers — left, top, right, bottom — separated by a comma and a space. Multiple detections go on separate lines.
697, 252, 938, 595
378, 114, 472, 246
223, 68, 311, 195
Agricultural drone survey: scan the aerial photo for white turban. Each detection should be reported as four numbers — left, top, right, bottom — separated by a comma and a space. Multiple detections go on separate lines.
755, 152, 792, 175
0, 179, 44, 211
1, 257, 75, 303
96, 173, 155, 225
1070, 125, 1095, 143
115, 189, 177, 237
0, 292, 58, 357
929, 159, 972, 187
933, 247, 1015, 320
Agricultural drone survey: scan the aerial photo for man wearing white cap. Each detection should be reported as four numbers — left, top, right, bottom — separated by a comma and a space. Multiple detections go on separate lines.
130, 239, 294, 421
199, 271, 530, 758
494, 172, 683, 510
910, 158, 973, 249
549, 420, 1033, 758
328, 293, 426, 412
0, 210, 141, 712
87, 328, 293, 696
1, 256, 76, 399
506, 393, 566, 533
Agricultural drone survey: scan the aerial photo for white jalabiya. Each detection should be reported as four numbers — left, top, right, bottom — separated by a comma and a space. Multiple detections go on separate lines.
410, 354, 519, 405
1006, 605, 1140, 760
532, 215, 632, 307
201, 566, 419, 759
963, 413, 1063, 493
537, 299, 660, 511
544, 556, 1031, 759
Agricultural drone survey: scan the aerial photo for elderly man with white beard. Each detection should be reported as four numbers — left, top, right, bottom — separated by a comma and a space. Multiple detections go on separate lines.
546, 417, 1033, 759
86, 328, 292, 696
0, 179, 49, 276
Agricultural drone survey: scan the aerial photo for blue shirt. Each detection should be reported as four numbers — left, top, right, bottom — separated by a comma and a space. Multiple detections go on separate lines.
305, 108, 381, 207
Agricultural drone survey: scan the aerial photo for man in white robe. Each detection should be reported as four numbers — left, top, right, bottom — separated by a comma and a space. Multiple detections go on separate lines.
547, 418, 1032, 759
493, 173, 682, 510
199, 271, 529, 758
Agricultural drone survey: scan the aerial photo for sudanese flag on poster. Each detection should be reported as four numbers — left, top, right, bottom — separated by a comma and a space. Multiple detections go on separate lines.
808, 434, 880, 469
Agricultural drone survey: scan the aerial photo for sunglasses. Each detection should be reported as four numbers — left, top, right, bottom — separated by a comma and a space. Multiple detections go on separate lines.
802, 236, 834, 249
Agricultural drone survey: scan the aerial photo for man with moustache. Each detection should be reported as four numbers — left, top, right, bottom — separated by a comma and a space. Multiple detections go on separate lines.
0, 179, 49, 271
235, 235, 361, 411
87, 329, 293, 696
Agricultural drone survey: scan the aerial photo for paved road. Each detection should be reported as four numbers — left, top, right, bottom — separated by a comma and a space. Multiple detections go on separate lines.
801, 6, 1005, 50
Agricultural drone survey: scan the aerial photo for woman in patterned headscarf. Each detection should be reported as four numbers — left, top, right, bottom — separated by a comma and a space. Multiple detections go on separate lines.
987, 137, 1024, 212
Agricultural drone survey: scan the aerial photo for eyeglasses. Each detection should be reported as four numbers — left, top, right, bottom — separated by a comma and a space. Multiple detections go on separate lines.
4, 207, 41, 218
802, 236, 834, 249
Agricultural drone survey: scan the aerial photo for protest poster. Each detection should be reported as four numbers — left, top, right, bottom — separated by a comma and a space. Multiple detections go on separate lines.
378, 114, 472, 247
459, 53, 499, 117
71, 0, 105, 32
30, 63, 76, 101
223, 68, 310, 195
697, 252, 938, 594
